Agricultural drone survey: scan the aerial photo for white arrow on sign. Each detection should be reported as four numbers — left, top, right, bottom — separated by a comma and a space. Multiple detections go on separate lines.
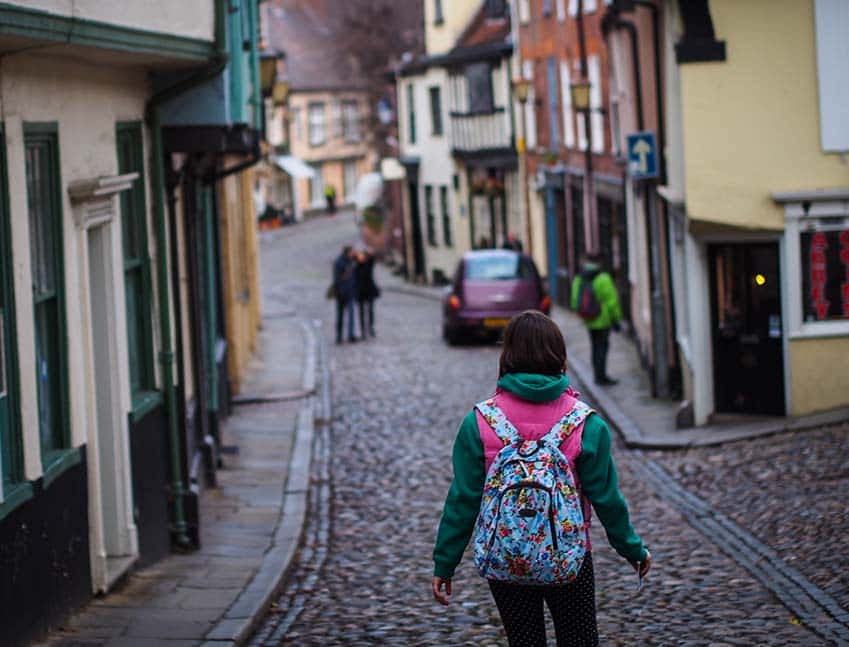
632, 138, 652, 173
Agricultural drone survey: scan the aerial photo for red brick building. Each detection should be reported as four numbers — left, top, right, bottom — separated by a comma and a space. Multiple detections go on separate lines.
515, 0, 629, 314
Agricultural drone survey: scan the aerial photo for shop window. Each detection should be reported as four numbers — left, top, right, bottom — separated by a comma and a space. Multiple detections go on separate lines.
800, 229, 849, 322
424, 185, 437, 247
780, 195, 849, 338
24, 124, 70, 466
117, 123, 156, 408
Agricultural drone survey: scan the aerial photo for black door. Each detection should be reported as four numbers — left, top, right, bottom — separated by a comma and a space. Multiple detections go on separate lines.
408, 181, 425, 279
709, 243, 785, 416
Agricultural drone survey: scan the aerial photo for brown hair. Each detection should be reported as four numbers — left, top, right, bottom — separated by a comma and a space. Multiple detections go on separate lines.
498, 310, 567, 378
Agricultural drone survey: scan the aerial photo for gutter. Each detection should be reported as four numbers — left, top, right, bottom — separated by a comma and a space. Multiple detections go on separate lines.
143, 0, 229, 548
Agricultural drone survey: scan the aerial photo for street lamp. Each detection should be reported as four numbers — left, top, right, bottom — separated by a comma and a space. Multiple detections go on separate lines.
570, 79, 591, 113
512, 77, 533, 257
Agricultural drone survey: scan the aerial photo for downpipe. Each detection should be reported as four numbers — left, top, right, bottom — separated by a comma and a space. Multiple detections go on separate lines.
143, 0, 229, 549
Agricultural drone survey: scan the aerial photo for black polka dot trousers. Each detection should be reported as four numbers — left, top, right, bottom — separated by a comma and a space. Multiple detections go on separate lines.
488, 554, 598, 647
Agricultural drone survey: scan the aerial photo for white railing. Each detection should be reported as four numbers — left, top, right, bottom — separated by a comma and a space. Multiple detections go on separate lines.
449, 108, 513, 153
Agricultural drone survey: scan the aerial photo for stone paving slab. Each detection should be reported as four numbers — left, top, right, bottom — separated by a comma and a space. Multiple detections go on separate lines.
39, 312, 315, 646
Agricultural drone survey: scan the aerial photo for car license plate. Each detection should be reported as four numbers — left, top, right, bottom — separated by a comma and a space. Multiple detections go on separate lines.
484, 317, 510, 328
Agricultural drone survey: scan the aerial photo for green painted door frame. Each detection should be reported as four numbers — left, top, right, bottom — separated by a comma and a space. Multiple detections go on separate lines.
24, 122, 72, 473
0, 124, 24, 495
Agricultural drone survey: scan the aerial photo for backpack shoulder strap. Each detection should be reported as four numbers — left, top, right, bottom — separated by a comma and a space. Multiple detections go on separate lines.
541, 400, 593, 447
475, 398, 521, 446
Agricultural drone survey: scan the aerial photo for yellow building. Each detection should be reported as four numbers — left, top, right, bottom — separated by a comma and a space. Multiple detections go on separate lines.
664, 0, 849, 424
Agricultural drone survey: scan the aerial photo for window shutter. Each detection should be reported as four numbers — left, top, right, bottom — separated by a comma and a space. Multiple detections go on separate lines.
519, 0, 531, 23
814, 0, 849, 151
560, 61, 576, 147
588, 55, 604, 153
522, 60, 538, 150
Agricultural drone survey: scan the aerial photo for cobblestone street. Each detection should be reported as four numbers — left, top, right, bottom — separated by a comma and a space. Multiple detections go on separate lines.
250, 215, 841, 646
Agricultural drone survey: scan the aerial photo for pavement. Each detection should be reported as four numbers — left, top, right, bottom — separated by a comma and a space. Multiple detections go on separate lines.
40, 252, 327, 646
381, 276, 849, 449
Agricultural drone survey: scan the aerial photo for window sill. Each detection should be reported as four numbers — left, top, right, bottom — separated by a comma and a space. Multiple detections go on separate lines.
788, 325, 849, 341
42, 447, 82, 490
130, 390, 163, 424
0, 482, 34, 522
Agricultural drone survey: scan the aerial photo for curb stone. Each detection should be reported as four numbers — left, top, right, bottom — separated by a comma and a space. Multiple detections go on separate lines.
204, 320, 320, 645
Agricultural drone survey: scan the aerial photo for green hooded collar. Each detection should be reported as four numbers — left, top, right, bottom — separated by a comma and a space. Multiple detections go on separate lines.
497, 372, 570, 402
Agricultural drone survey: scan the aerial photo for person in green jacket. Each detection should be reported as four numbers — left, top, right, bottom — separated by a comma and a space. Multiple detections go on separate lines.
432, 311, 651, 646
324, 183, 337, 214
570, 253, 623, 386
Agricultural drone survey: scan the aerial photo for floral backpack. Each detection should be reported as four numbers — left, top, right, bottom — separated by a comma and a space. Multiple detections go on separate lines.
472, 397, 592, 584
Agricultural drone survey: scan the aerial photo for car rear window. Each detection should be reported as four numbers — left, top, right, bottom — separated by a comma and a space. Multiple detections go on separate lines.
465, 256, 535, 280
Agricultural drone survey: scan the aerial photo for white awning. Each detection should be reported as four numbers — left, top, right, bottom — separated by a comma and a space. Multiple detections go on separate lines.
274, 155, 315, 179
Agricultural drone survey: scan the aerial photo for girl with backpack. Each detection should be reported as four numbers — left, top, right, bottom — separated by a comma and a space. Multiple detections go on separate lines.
431, 310, 651, 646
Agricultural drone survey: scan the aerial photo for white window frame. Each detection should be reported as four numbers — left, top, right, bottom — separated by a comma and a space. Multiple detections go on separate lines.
522, 60, 538, 150
569, 0, 598, 15
556, 0, 566, 21
342, 100, 361, 143
308, 102, 326, 147
814, 0, 849, 152
779, 195, 849, 339
519, 0, 530, 24
588, 55, 604, 153
559, 61, 575, 148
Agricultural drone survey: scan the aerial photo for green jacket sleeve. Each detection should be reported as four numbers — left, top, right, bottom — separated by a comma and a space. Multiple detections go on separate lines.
594, 272, 622, 324
433, 411, 486, 578
577, 414, 647, 563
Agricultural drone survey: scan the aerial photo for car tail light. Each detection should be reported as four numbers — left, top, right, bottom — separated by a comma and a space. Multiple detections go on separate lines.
448, 294, 461, 311
540, 295, 551, 313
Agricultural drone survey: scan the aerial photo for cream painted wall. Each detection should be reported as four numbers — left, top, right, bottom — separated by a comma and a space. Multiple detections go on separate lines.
788, 337, 849, 415
424, 0, 480, 55
12, 0, 214, 42
680, 0, 848, 230
288, 91, 371, 164
1, 53, 150, 477
398, 67, 463, 279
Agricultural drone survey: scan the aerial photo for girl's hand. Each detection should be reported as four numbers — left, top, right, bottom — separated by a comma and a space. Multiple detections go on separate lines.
633, 550, 652, 578
432, 576, 452, 606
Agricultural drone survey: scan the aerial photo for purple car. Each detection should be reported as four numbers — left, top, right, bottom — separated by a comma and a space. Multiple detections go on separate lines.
442, 250, 551, 344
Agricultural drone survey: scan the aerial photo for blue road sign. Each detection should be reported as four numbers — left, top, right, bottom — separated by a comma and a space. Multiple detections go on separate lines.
626, 131, 659, 180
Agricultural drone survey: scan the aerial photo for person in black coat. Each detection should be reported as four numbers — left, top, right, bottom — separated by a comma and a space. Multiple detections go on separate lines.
355, 248, 380, 338
333, 245, 357, 343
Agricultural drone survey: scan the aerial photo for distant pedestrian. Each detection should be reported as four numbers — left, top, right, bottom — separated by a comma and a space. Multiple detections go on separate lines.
570, 253, 623, 386
325, 184, 337, 215
333, 245, 357, 343
431, 311, 650, 646
355, 248, 380, 338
